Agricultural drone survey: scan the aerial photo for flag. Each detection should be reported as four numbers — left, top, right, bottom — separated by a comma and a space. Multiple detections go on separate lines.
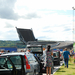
73, 43, 75, 52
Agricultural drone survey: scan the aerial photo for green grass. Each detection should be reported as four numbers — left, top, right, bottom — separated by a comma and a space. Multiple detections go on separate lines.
54, 56, 75, 75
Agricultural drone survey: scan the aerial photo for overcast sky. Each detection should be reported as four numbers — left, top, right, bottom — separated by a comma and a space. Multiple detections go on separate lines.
0, 0, 75, 41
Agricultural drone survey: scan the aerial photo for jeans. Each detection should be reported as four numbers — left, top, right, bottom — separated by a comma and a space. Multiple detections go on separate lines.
64, 58, 69, 68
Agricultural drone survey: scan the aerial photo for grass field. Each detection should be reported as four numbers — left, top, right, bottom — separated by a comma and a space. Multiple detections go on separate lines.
54, 56, 75, 75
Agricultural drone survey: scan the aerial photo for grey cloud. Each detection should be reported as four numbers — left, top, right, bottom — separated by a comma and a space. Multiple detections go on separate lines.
5, 23, 14, 28
0, 0, 41, 20
0, 8, 19, 20
0, 0, 19, 20
22, 13, 41, 19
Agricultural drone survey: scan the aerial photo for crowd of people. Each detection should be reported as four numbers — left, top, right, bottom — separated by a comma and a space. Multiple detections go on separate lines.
44, 45, 74, 75
0, 48, 30, 54
0, 49, 10, 54
0, 46, 74, 75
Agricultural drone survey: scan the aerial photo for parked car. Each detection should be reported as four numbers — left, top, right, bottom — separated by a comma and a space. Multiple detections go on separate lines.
0, 52, 41, 75
53, 50, 60, 65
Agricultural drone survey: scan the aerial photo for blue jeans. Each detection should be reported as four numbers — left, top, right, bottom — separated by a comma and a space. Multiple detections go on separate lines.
64, 58, 69, 68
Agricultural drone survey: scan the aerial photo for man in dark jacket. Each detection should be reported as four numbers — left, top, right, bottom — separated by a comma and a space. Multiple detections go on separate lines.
63, 48, 70, 68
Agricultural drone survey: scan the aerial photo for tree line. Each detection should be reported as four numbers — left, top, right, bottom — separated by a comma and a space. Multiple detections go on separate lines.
0, 40, 26, 48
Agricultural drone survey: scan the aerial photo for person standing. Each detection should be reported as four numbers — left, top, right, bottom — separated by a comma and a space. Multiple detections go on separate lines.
46, 45, 53, 75
1, 50, 4, 53
63, 48, 70, 68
